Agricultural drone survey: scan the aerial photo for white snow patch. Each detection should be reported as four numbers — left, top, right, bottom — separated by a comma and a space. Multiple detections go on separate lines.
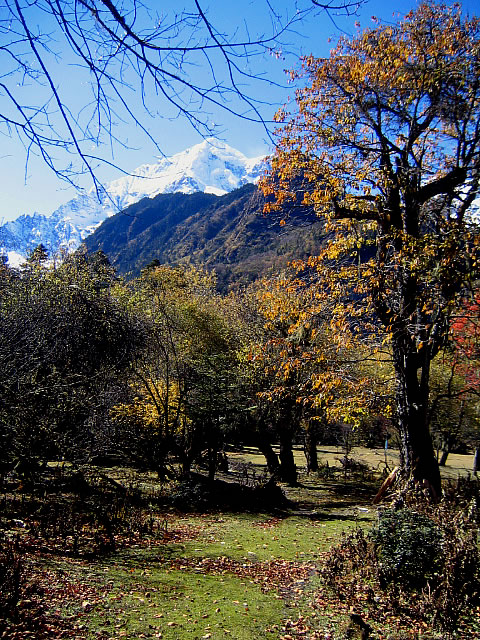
0, 139, 266, 264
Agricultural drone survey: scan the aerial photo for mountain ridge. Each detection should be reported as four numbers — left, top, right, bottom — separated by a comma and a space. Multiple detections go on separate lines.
0, 139, 264, 265
84, 183, 324, 290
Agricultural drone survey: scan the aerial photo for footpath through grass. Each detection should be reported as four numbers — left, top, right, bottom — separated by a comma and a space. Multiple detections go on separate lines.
4, 446, 480, 639
37, 510, 359, 640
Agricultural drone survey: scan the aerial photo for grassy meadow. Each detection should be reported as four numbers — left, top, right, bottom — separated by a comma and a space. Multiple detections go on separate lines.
3, 445, 480, 639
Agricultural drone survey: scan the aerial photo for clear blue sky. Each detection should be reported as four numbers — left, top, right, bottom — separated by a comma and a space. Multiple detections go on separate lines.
1, 0, 478, 222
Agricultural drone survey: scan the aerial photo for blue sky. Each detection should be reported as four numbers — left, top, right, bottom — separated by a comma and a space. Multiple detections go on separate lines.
1, 0, 479, 222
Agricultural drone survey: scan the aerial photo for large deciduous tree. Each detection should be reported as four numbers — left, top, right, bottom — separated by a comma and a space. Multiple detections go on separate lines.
244, 273, 382, 484
0, 251, 141, 478
114, 265, 241, 479
262, 2, 480, 498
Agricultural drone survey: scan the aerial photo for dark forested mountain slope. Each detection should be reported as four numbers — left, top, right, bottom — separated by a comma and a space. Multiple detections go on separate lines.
84, 184, 324, 289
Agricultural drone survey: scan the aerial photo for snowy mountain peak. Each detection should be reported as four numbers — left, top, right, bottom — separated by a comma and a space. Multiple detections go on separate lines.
103, 138, 264, 205
0, 139, 265, 266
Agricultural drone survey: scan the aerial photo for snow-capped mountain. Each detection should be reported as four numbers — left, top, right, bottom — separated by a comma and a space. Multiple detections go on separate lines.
0, 138, 265, 265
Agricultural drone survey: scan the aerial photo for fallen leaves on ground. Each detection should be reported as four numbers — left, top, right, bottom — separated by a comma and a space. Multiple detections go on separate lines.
168, 555, 316, 598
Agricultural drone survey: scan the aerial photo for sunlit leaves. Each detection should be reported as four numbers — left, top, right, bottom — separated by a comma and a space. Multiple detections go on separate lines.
451, 295, 480, 391
248, 272, 391, 428
114, 264, 243, 474
261, 2, 480, 490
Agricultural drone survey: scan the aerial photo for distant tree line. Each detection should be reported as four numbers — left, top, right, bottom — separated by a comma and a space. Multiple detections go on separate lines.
1, 242, 478, 492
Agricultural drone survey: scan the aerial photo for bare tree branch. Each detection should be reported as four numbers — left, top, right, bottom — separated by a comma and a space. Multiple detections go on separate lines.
0, 0, 366, 192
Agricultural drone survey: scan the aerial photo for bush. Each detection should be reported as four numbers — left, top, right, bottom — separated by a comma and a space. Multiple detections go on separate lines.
370, 507, 443, 588
321, 489, 480, 635
166, 474, 288, 511
0, 538, 22, 630
428, 502, 479, 631
169, 479, 211, 510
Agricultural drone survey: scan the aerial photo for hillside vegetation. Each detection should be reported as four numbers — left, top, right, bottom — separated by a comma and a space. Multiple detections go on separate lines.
84, 184, 323, 289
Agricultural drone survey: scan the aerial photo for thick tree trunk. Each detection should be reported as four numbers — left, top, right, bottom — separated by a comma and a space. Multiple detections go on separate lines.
393, 347, 442, 500
279, 429, 297, 486
304, 421, 319, 473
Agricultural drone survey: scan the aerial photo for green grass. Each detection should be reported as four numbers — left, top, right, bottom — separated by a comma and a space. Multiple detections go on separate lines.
172, 513, 355, 562
41, 509, 354, 639
36, 502, 361, 639
13, 445, 480, 639
27, 450, 376, 640
229, 444, 478, 481
65, 559, 288, 639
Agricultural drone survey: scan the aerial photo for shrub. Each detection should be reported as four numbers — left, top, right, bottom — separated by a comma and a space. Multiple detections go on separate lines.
320, 527, 378, 605
370, 507, 443, 588
427, 502, 479, 631
169, 479, 211, 510
0, 538, 22, 629
320, 487, 480, 635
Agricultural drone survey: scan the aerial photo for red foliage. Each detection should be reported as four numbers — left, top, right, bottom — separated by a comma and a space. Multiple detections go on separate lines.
451, 296, 480, 390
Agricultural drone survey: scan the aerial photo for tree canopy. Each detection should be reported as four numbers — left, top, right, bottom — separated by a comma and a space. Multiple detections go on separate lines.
0, 250, 141, 477
262, 1, 480, 498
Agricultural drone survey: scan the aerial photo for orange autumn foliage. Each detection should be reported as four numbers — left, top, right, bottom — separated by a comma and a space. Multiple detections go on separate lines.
261, 2, 480, 497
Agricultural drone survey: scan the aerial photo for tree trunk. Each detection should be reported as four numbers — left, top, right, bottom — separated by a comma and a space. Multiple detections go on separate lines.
473, 447, 480, 474
279, 429, 297, 486
207, 447, 217, 482
439, 404, 464, 467
304, 421, 319, 472
180, 458, 192, 477
156, 457, 171, 482
179, 447, 195, 478
393, 346, 442, 500
439, 434, 455, 467
438, 448, 449, 467
255, 435, 281, 476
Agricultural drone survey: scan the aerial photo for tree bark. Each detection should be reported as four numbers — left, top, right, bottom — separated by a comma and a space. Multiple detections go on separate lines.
207, 447, 217, 482
473, 447, 480, 474
439, 434, 456, 467
439, 404, 464, 467
279, 429, 297, 486
393, 346, 442, 500
438, 448, 449, 467
304, 420, 319, 472
180, 455, 193, 478
255, 434, 281, 476
178, 438, 197, 478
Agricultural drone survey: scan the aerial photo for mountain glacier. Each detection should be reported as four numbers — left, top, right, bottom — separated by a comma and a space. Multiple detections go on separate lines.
0, 138, 265, 266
